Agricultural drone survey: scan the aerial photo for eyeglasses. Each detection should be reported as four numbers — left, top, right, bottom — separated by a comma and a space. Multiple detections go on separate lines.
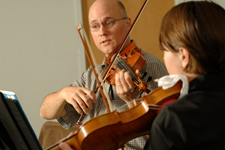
89, 17, 128, 32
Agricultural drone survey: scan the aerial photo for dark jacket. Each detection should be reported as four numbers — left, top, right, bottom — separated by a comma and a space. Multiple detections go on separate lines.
144, 74, 225, 150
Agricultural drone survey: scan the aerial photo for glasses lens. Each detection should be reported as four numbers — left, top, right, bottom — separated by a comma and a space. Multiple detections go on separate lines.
89, 23, 100, 31
104, 19, 115, 28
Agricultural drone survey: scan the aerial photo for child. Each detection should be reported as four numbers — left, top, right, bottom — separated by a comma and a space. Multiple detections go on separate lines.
144, 1, 225, 150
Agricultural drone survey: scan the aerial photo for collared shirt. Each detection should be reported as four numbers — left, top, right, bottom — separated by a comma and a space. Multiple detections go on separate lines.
58, 41, 168, 150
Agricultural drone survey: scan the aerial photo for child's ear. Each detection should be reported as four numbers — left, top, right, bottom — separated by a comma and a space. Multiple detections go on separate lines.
179, 47, 190, 69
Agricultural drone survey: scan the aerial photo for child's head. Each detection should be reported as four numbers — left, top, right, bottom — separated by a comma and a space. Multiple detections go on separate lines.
159, 1, 225, 75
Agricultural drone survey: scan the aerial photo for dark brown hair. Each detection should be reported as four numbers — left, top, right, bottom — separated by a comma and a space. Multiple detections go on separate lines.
159, 1, 225, 74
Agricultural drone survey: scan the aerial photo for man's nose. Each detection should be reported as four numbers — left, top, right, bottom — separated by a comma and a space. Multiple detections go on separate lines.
99, 24, 108, 36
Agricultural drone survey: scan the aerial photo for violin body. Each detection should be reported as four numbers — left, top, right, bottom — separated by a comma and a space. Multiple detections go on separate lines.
46, 80, 182, 150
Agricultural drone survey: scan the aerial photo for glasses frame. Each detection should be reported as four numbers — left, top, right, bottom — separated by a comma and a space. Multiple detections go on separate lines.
89, 17, 128, 32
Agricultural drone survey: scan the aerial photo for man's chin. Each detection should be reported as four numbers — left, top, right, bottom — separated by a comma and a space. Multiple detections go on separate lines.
101, 50, 114, 56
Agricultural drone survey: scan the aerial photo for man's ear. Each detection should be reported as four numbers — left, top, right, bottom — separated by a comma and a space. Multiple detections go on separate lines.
126, 17, 131, 27
179, 47, 189, 69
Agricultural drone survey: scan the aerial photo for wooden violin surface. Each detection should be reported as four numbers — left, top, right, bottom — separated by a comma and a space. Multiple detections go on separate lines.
46, 81, 182, 150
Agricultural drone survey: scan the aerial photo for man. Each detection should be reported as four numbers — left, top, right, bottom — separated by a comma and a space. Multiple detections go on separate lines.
40, 0, 168, 149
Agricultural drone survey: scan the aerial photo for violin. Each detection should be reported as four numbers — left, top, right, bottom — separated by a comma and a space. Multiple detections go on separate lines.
45, 80, 182, 150
103, 42, 151, 94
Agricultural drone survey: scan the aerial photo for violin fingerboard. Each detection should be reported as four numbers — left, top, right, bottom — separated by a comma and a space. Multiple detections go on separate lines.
115, 58, 141, 84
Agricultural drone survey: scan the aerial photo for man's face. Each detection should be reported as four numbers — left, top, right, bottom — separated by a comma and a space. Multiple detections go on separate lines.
88, 0, 131, 57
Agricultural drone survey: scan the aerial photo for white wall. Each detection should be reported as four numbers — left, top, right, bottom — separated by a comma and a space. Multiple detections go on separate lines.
175, 0, 225, 8
0, 0, 86, 138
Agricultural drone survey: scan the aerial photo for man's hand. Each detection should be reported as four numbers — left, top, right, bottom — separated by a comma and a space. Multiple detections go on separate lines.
61, 86, 96, 114
115, 69, 141, 103
40, 86, 96, 119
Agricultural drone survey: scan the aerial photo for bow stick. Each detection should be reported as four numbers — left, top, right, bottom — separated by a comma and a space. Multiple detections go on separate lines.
77, 24, 113, 113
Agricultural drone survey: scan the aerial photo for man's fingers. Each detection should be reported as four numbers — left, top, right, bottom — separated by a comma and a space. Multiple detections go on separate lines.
69, 99, 83, 114
135, 69, 142, 78
70, 88, 96, 114
124, 71, 135, 89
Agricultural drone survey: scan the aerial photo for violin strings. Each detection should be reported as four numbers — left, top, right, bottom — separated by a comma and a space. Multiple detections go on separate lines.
115, 58, 141, 85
